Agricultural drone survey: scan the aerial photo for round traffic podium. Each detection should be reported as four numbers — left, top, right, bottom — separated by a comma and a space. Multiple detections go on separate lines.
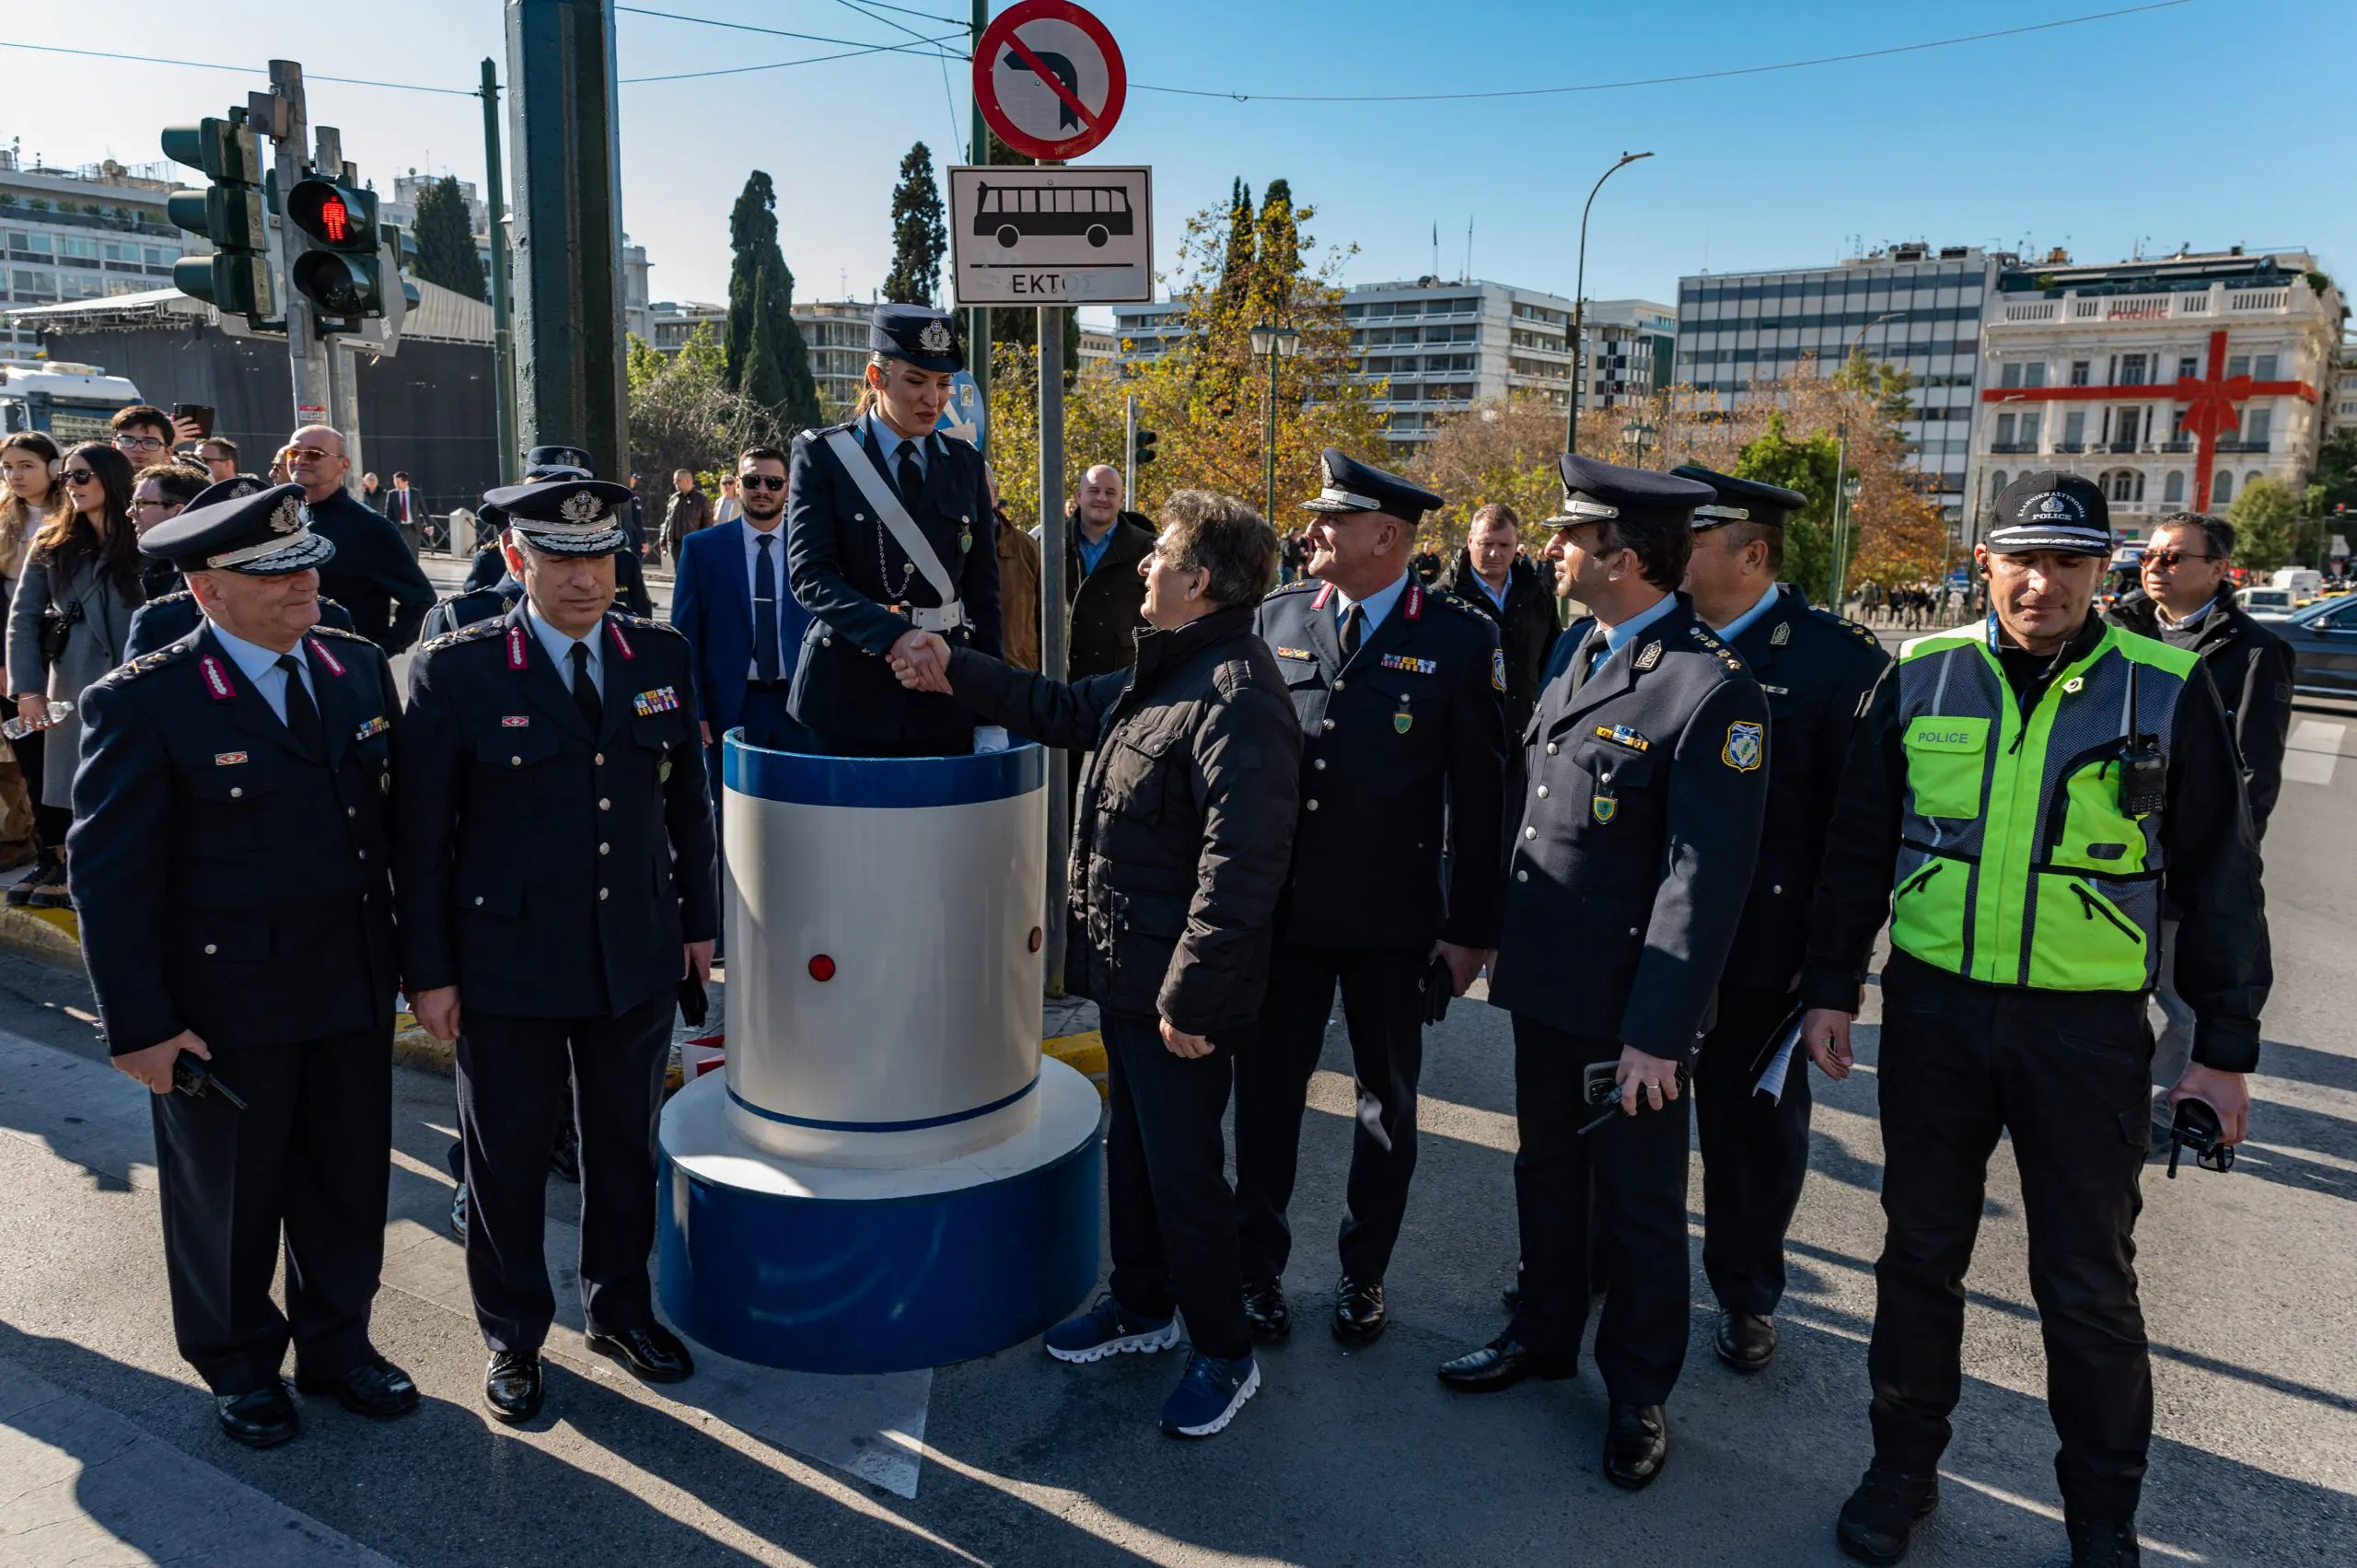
656, 736, 1101, 1374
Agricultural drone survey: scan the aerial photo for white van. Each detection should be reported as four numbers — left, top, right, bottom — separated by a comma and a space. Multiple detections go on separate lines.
2272, 567, 2323, 604
2238, 586, 2297, 621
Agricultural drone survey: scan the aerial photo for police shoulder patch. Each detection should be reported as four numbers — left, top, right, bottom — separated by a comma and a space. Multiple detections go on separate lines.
421, 619, 507, 655
1722, 719, 1765, 772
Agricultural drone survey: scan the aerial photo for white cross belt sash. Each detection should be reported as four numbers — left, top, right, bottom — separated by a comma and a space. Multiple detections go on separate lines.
822, 430, 965, 633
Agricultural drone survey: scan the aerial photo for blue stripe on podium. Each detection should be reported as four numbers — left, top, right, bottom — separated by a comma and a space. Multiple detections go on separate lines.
723, 733, 1044, 807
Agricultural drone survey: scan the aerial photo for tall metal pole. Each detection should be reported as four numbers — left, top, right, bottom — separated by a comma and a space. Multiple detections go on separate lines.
1123, 390, 1137, 500
1564, 151, 1653, 455
480, 58, 519, 485
967, 0, 990, 459
264, 61, 329, 435
312, 125, 365, 495
1827, 420, 1850, 609
1038, 301, 1067, 995
1262, 342, 1278, 521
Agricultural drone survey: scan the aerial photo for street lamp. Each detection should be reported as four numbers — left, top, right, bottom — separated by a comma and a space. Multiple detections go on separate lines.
1565, 150, 1654, 455
1250, 321, 1301, 521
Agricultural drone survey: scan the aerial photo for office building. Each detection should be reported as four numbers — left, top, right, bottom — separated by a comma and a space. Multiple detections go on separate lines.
0, 153, 188, 358
644, 297, 874, 422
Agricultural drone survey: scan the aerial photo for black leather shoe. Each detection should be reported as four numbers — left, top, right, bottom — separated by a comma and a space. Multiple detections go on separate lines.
2066, 1518, 2142, 1567
1501, 1281, 1522, 1309
483, 1350, 544, 1423
1436, 1333, 1574, 1392
587, 1322, 694, 1385
1242, 1280, 1292, 1343
1602, 1401, 1667, 1489
296, 1356, 419, 1419
1331, 1275, 1387, 1344
448, 1182, 469, 1243
1837, 1467, 1940, 1564
1714, 1311, 1778, 1373
215, 1381, 299, 1447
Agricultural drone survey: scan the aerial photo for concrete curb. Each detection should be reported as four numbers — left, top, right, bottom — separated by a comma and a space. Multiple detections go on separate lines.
1045, 1029, 1108, 1098
0, 905, 83, 973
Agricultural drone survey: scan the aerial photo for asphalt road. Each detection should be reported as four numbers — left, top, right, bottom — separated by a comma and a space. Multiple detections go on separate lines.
0, 613, 2350, 1566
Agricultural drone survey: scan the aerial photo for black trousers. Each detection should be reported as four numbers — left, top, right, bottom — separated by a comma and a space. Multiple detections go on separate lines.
1695, 984, 1811, 1316
456, 995, 672, 1353
150, 1023, 392, 1394
1233, 942, 1425, 1286
1505, 1016, 1691, 1405
1101, 1008, 1252, 1361
1871, 951, 2154, 1521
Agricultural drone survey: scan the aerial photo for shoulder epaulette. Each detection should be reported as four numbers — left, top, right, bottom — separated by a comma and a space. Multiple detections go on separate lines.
143, 588, 192, 610
308, 623, 373, 645
1686, 622, 1747, 676
610, 611, 683, 637
1427, 587, 1491, 621
1265, 578, 1320, 597
1811, 606, 1884, 649
419, 619, 507, 655
94, 641, 192, 687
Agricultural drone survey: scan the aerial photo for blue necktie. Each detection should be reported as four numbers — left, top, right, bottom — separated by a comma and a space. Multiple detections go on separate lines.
754, 533, 781, 683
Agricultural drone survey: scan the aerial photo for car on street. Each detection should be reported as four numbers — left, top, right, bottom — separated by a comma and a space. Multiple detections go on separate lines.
2276, 596, 2357, 697
2240, 586, 2298, 621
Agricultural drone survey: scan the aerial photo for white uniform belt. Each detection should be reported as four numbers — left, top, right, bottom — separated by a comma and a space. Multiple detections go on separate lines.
903, 601, 966, 633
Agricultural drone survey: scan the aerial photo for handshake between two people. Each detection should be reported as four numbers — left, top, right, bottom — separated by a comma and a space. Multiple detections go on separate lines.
888, 629, 955, 694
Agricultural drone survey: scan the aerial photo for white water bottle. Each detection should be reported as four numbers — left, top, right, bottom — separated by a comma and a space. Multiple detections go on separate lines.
2, 699, 73, 741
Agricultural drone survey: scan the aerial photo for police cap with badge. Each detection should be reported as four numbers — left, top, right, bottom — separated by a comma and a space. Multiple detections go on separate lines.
523, 445, 595, 478
140, 480, 336, 575
1299, 447, 1443, 522
1668, 464, 1810, 532
484, 478, 635, 556
1987, 470, 2110, 554
1549, 453, 1717, 534
872, 303, 964, 372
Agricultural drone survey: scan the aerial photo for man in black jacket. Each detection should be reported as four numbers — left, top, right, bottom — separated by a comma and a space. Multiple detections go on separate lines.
893, 489, 1299, 1442
1058, 464, 1156, 679
1441, 501, 1559, 739
284, 426, 435, 656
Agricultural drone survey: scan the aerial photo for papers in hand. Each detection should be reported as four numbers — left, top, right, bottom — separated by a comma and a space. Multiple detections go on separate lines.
1755, 1010, 1805, 1103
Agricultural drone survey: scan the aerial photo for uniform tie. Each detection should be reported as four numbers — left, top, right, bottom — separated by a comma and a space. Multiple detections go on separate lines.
896, 438, 926, 515
1571, 627, 1610, 691
1338, 602, 1364, 661
753, 532, 782, 683
570, 642, 601, 730
274, 654, 324, 757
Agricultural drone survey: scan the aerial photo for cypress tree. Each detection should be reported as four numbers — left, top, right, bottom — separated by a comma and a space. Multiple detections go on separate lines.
1216, 178, 1256, 319
412, 175, 484, 303
882, 142, 947, 306
725, 170, 823, 432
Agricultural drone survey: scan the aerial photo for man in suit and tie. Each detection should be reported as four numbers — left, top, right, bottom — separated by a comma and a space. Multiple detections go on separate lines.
672, 446, 814, 776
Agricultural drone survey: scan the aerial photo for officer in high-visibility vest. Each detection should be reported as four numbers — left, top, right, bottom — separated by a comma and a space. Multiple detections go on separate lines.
1800, 471, 2270, 1568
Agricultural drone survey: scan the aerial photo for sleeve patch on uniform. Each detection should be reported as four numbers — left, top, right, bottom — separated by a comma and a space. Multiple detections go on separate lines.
1492, 648, 1507, 691
1722, 720, 1764, 772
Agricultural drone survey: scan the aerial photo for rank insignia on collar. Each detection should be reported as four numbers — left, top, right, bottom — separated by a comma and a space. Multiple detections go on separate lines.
1634, 641, 1662, 670
501, 715, 530, 727
199, 655, 236, 701
1722, 719, 1764, 772
1379, 654, 1437, 675
1274, 646, 1314, 661
214, 751, 248, 766
354, 715, 389, 740
506, 625, 528, 670
633, 685, 680, 716
607, 618, 637, 660
1770, 621, 1791, 646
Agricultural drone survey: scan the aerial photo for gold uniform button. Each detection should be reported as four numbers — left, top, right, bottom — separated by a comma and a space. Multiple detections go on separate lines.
1772, 883, 1783, 895
1332, 679, 1346, 691
346, 807, 356, 818
474, 896, 485, 907
1600, 772, 1613, 784
1321, 718, 1335, 731
511, 756, 522, 767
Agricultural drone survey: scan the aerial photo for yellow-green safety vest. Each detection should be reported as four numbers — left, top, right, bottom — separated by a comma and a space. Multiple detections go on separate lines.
1888, 621, 2197, 993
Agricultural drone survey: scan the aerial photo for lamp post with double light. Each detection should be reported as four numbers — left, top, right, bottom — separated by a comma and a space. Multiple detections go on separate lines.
1250, 322, 1302, 522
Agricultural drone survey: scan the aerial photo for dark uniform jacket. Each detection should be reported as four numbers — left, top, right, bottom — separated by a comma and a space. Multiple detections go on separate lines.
306, 490, 437, 656
396, 604, 720, 1021
946, 605, 1301, 1034
785, 421, 1000, 747
2108, 585, 2295, 838
1061, 511, 1155, 679
1715, 585, 1889, 993
1440, 551, 1559, 741
68, 624, 401, 1055
124, 588, 355, 662
417, 577, 524, 645
1486, 595, 1771, 1063
1256, 575, 1507, 949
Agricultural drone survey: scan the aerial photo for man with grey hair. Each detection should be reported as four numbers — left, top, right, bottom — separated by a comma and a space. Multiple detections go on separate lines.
285, 424, 435, 654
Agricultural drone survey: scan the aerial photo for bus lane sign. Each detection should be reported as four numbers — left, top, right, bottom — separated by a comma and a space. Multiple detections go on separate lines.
946, 164, 1153, 307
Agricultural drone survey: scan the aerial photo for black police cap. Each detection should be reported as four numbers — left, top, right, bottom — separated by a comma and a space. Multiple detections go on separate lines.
1669, 464, 1810, 531
139, 481, 336, 575
1550, 454, 1715, 531
1298, 447, 1444, 520
871, 304, 965, 373
483, 478, 634, 557
1987, 470, 2110, 555
524, 444, 594, 473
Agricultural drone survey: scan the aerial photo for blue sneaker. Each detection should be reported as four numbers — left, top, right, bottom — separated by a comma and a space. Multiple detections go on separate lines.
1158, 1351, 1260, 1438
1043, 1293, 1180, 1364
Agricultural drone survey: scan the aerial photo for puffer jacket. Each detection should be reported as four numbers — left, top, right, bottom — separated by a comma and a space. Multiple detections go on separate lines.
946, 603, 1302, 1031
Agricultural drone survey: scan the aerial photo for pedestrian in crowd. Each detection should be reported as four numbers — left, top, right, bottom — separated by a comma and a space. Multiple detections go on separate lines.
359, 471, 381, 504
1441, 501, 1559, 739
1235, 450, 1505, 1347
1801, 471, 2269, 1568
125, 476, 357, 661
1055, 463, 1155, 679
109, 403, 177, 469
401, 478, 718, 1425
2107, 509, 2293, 1152
0, 433, 64, 882
284, 425, 435, 655
6, 441, 145, 910
131, 462, 209, 600
1671, 464, 1890, 1374
1441, 456, 1768, 1494
990, 466, 1042, 673
784, 304, 999, 758
890, 488, 1299, 1440
195, 436, 239, 484
268, 446, 295, 485
714, 473, 742, 527
672, 446, 816, 772
1409, 540, 1445, 587
661, 468, 713, 570
382, 470, 424, 556
70, 481, 413, 1448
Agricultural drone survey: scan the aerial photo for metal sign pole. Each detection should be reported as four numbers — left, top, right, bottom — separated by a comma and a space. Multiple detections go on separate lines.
1038, 301, 1068, 995
967, 0, 990, 459
263, 61, 328, 436
480, 58, 519, 485
1124, 390, 1137, 500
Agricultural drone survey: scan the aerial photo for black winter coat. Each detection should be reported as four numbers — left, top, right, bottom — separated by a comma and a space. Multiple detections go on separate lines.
2107, 586, 2296, 839
1441, 550, 1559, 740
1060, 511, 1155, 679
946, 605, 1302, 1032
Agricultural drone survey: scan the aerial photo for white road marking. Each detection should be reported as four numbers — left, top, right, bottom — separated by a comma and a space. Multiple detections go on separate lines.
2282, 719, 2345, 786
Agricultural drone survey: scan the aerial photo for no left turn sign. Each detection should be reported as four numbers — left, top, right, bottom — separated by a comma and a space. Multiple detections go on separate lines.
972, 1, 1127, 162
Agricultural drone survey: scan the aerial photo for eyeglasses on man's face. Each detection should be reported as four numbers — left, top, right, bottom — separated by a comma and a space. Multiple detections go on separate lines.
285, 446, 338, 464
2142, 549, 2218, 570
112, 433, 168, 454
738, 473, 786, 492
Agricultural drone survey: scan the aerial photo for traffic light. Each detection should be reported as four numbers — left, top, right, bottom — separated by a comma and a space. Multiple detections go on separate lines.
160, 114, 275, 320
285, 177, 382, 321
1132, 425, 1158, 467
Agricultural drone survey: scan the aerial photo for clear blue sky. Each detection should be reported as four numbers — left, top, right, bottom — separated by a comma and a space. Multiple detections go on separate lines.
8, 1, 2354, 320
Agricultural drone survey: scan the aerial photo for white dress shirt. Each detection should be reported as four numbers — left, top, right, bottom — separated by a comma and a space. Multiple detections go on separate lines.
204, 619, 316, 726
525, 599, 601, 692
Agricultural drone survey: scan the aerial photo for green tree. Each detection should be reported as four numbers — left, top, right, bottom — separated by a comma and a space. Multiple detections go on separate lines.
2310, 429, 2357, 517
412, 175, 484, 302
1732, 412, 1844, 598
881, 142, 946, 306
627, 323, 789, 480
1215, 179, 1255, 319
725, 170, 822, 432
2228, 473, 2300, 572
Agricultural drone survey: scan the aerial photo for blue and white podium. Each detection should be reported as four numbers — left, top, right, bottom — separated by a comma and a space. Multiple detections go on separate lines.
657, 738, 1101, 1374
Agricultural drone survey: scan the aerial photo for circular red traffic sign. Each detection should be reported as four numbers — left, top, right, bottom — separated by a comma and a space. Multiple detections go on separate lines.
973, 0, 1127, 162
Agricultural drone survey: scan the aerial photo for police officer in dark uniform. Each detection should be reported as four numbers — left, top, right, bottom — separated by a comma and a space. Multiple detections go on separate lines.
1670, 464, 1890, 1373
398, 478, 719, 1423
1235, 450, 1506, 1345
786, 304, 999, 756
1438, 456, 1769, 1493
457, 448, 653, 618
70, 482, 415, 1447
125, 475, 357, 658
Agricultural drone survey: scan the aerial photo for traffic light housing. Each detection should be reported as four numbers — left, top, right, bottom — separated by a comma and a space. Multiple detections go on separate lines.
286, 178, 383, 321
1132, 426, 1158, 467
160, 114, 275, 320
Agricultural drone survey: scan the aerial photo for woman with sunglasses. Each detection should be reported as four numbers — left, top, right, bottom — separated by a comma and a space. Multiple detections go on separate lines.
6, 441, 145, 909
0, 433, 65, 889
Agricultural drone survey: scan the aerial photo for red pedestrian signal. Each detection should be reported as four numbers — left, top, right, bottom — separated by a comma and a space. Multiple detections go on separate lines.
285, 178, 383, 321
317, 196, 350, 243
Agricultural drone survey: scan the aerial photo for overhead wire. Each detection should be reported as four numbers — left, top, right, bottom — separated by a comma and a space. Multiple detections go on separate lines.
0, 40, 477, 97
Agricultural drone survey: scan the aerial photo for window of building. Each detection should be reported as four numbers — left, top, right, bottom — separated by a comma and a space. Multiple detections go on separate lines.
2102, 469, 2144, 503
2163, 471, 2185, 504
1991, 470, 2009, 494
2070, 360, 2090, 387
2256, 354, 2279, 380
2025, 362, 2048, 389
2062, 410, 2087, 447
2001, 362, 2022, 389
2246, 409, 2272, 444
1994, 412, 2016, 444
2020, 412, 2041, 447
2212, 471, 2234, 503
2177, 356, 2200, 381
59, 237, 101, 261
2119, 354, 2147, 386
2226, 354, 2249, 377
